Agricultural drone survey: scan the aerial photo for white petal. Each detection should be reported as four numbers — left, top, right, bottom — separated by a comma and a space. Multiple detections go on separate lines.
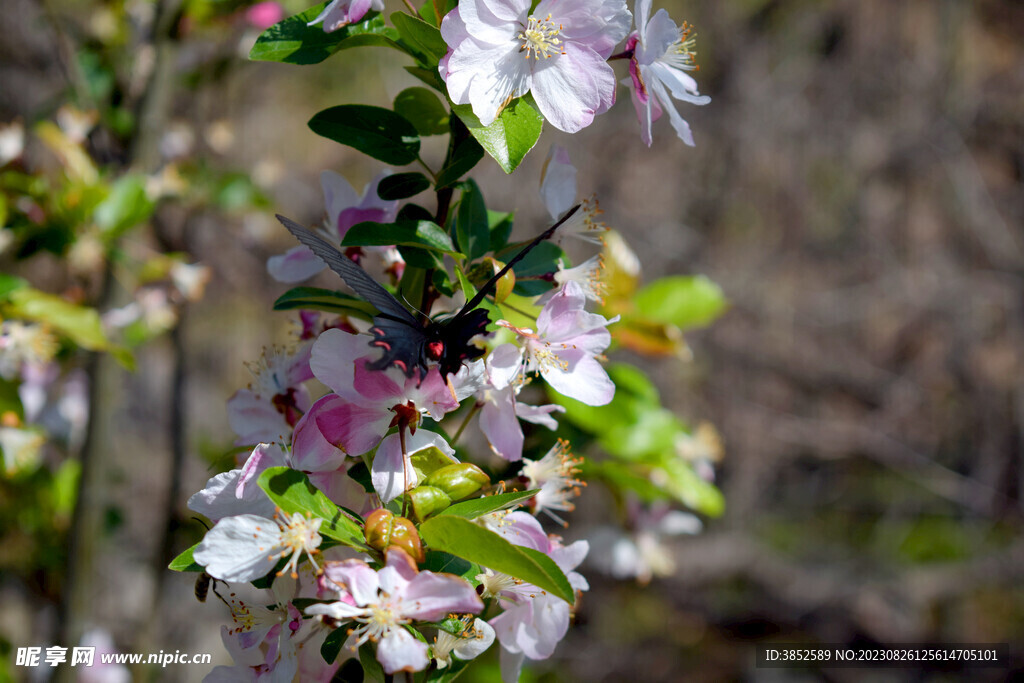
539, 145, 577, 220
188, 470, 278, 521
194, 514, 282, 582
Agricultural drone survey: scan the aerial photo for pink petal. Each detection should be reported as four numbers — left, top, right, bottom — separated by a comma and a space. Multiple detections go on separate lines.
378, 547, 419, 595
400, 572, 483, 621
291, 407, 347, 471
541, 352, 615, 406
376, 627, 429, 674
498, 511, 550, 551
480, 388, 524, 462
322, 559, 380, 605
457, 0, 527, 43
187, 469, 277, 521
539, 144, 578, 220
516, 402, 564, 429
320, 171, 359, 229
226, 389, 290, 445
310, 329, 369, 400
353, 358, 403, 403
312, 394, 390, 455
531, 44, 612, 133
267, 245, 325, 283
237, 442, 288, 496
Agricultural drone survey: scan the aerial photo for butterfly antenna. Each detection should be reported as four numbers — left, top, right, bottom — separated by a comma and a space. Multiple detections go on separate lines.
457, 204, 581, 318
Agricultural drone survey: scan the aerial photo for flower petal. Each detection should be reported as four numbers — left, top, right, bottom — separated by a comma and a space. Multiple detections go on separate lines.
312, 394, 390, 456
479, 387, 524, 462
267, 245, 325, 283
322, 558, 380, 605
194, 514, 282, 582
401, 572, 483, 621
376, 627, 429, 674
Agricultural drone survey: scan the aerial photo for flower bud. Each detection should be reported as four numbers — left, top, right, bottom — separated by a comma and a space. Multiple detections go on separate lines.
363, 509, 424, 563
406, 485, 452, 522
422, 463, 490, 501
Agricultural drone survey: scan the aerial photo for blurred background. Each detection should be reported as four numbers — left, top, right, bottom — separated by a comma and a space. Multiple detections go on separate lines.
1, 0, 1022, 680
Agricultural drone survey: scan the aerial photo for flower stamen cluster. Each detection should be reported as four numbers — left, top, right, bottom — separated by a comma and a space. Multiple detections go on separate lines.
518, 15, 565, 60
271, 511, 323, 578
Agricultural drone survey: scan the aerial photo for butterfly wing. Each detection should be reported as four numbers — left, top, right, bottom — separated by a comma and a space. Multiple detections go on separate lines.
365, 316, 429, 377
437, 307, 490, 378
276, 214, 425, 377
276, 214, 419, 327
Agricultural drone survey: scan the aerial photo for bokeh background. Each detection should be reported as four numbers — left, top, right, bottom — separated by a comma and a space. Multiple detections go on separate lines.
2, 0, 1022, 680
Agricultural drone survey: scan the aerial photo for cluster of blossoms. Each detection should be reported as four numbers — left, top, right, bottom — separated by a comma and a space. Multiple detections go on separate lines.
311, 0, 710, 145
188, 150, 623, 681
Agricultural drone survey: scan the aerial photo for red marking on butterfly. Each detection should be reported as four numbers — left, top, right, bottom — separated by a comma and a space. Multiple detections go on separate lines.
426, 340, 445, 360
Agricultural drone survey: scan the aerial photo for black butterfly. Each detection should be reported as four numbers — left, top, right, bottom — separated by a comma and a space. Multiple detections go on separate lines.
276, 205, 579, 380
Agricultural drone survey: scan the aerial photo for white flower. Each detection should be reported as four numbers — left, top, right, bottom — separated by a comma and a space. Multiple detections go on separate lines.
625, 0, 710, 146
440, 0, 631, 133
433, 618, 495, 668
194, 511, 322, 582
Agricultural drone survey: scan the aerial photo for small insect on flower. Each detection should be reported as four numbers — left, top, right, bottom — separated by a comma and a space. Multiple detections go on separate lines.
194, 571, 213, 602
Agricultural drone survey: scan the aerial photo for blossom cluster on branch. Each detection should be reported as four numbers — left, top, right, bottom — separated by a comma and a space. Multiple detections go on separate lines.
176, 0, 726, 680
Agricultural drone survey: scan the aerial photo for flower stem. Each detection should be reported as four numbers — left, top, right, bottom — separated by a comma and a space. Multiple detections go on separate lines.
451, 402, 482, 445
399, 426, 409, 518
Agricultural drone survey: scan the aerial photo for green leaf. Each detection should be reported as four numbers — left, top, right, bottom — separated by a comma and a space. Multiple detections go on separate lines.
7, 288, 112, 351
390, 12, 448, 65
94, 174, 154, 238
437, 136, 485, 189
420, 550, 479, 581
257, 467, 370, 551
634, 275, 728, 330
658, 458, 725, 517
454, 266, 499, 322
452, 99, 543, 174
377, 172, 431, 200
418, 516, 574, 603
342, 220, 457, 253
455, 179, 488, 261
488, 211, 513, 251
168, 543, 204, 572
439, 489, 538, 519
398, 245, 444, 270
249, 9, 402, 65
417, 0, 457, 26
599, 407, 685, 460
0, 274, 27, 298
321, 627, 348, 664
359, 644, 386, 683
554, 363, 661, 436
272, 287, 377, 320
309, 105, 420, 166
394, 87, 449, 136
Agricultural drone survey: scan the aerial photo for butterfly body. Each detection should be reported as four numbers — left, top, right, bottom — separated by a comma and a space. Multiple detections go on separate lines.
276, 206, 578, 380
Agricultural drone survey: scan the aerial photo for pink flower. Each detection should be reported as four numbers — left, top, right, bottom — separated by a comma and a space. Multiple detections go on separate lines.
475, 525, 589, 682
245, 2, 285, 30
267, 171, 397, 283
307, 0, 384, 32
226, 344, 313, 446
498, 280, 618, 406
309, 330, 460, 455
473, 345, 563, 462
440, 0, 631, 133
625, 0, 710, 146
307, 550, 483, 674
